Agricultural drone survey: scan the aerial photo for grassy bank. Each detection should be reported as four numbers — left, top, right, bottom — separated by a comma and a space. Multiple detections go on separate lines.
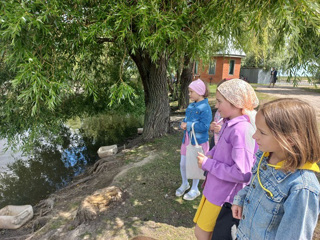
30, 131, 199, 240
3, 85, 320, 239
109, 132, 198, 239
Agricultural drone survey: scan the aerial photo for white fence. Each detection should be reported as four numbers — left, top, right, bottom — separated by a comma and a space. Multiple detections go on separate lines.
240, 68, 271, 84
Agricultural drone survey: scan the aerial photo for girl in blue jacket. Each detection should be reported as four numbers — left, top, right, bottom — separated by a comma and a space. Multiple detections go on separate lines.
176, 79, 212, 201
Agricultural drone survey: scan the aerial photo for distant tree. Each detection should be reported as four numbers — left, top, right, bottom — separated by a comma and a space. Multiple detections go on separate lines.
240, 4, 320, 84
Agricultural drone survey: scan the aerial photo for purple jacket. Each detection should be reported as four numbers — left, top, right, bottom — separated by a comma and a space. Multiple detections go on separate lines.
201, 115, 257, 206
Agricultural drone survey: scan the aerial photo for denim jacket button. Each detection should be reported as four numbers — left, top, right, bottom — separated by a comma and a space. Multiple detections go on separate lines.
247, 199, 250, 204
262, 166, 267, 170
267, 192, 271, 197
242, 215, 245, 219
252, 184, 256, 188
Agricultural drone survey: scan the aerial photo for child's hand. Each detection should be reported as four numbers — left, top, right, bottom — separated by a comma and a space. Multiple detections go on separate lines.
180, 122, 187, 130
231, 205, 243, 220
210, 122, 222, 133
197, 152, 205, 168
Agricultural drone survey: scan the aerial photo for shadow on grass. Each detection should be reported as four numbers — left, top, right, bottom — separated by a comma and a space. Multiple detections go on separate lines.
94, 131, 200, 239
114, 132, 200, 227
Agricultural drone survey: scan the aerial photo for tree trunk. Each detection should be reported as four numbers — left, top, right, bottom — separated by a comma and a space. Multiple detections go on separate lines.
130, 49, 170, 140
178, 56, 193, 109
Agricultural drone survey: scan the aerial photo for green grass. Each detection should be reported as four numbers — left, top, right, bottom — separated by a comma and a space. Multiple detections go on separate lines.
66, 116, 82, 129
48, 217, 69, 230
106, 132, 198, 239
115, 134, 200, 224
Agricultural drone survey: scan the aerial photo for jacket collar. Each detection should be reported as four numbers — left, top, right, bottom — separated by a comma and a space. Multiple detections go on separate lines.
269, 160, 320, 172
254, 152, 292, 183
190, 98, 208, 107
224, 115, 250, 127
262, 152, 320, 183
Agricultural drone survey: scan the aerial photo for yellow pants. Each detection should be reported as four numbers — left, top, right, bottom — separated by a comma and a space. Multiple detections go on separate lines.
193, 195, 222, 232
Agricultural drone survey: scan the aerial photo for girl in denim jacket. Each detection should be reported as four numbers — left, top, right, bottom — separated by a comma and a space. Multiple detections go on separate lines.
232, 98, 320, 240
176, 79, 212, 201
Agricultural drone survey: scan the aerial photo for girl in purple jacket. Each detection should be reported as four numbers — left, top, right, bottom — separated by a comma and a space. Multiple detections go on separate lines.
194, 79, 259, 240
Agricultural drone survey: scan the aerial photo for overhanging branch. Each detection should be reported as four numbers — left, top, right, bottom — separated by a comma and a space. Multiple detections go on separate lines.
96, 37, 115, 43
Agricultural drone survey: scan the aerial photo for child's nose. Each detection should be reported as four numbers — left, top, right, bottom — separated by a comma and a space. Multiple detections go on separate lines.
252, 131, 258, 139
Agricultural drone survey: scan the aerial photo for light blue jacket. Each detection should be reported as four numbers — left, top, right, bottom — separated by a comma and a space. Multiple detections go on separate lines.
182, 98, 212, 145
233, 150, 320, 240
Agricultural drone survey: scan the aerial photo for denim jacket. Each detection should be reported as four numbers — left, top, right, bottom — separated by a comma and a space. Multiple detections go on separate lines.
233, 151, 320, 240
182, 98, 212, 145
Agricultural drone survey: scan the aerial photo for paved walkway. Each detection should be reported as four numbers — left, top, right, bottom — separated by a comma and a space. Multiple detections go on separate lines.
256, 85, 320, 122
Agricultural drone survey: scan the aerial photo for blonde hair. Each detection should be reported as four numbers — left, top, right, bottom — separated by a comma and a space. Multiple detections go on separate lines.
259, 98, 320, 171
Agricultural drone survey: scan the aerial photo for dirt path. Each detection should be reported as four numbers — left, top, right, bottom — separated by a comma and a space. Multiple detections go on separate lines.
256, 85, 320, 121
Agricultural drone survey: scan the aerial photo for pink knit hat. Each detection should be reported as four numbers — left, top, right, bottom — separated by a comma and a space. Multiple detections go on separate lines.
189, 79, 206, 96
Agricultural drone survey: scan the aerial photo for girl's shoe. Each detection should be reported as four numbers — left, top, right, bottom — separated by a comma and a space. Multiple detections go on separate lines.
183, 189, 200, 201
175, 184, 190, 197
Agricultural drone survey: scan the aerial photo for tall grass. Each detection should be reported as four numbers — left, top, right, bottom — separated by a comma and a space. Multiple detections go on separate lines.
81, 113, 144, 145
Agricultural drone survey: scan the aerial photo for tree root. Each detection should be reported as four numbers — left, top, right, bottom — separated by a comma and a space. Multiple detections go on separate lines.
73, 186, 123, 225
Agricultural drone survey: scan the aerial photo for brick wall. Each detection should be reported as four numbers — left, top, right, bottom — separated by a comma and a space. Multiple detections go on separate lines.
193, 56, 242, 84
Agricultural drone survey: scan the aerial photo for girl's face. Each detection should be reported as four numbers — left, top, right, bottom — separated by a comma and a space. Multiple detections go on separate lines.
253, 111, 283, 154
188, 88, 203, 102
215, 91, 242, 119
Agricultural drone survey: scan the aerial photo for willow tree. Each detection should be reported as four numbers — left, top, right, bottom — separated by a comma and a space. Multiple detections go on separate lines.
1, 0, 320, 143
236, 1, 320, 83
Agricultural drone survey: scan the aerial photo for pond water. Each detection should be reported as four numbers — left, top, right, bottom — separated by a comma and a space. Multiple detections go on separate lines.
0, 111, 143, 209
0, 126, 100, 209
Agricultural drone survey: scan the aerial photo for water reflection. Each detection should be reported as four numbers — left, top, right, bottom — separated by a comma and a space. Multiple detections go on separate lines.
0, 138, 25, 172
0, 112, 143, 209
0, 126, 99, 208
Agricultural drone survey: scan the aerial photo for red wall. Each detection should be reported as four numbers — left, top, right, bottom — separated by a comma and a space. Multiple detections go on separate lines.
193, 56, 242, 84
